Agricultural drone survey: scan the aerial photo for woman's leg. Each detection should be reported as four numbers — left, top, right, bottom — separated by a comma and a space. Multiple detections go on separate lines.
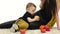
0, 20, 16, 29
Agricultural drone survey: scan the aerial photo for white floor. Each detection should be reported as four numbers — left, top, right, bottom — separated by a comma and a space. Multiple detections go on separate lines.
0, 27, 60, 34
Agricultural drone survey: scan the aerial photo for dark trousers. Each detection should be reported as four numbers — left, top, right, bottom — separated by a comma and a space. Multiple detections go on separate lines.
0, 20, 16, 29
0, 20, 44, 29
0, 20, 39, 29
27, 22, 40, 29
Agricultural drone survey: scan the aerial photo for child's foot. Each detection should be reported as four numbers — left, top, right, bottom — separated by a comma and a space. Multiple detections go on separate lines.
10, 27, 15, 33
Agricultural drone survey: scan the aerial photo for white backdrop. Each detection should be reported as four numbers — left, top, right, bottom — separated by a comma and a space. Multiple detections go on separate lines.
0, 0, 40, 23
0, 0, 60, 27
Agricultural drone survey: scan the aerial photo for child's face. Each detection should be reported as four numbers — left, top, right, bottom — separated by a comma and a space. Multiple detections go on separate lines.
27, 6, 36, 15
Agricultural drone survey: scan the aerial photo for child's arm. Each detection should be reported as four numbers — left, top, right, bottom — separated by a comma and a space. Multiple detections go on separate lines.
27, 16, 40, 22
27, 17, 35, 22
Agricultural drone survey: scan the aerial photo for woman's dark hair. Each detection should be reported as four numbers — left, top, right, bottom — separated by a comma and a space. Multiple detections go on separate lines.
49, 0, 57, 15
40, 0, 57, 22
42, 0, 57, 15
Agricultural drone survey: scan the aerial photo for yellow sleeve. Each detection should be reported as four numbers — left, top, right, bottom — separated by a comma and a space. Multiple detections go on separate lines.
46, 12, 56, 28
46, 16, 56, 28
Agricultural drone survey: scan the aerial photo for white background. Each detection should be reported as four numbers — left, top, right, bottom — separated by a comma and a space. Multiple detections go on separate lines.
0, 0, 60, 27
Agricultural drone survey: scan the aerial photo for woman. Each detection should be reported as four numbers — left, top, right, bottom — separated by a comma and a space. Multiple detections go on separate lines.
34, 0, 57, 28
0, 0, 57, 29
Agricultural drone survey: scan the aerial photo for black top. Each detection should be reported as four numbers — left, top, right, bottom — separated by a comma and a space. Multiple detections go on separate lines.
22, 12, 35, 23
18, 10, 52, 29
34, 9, 52, 25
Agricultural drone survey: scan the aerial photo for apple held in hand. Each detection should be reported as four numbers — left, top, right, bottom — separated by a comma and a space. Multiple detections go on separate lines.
44, 25, 50, 31
35, 16, 40, 21
41, 29, 46, 33
35, 16, 40, 19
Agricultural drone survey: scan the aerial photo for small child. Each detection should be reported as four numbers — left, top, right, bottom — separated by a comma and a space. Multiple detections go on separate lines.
10, 3, 40, 32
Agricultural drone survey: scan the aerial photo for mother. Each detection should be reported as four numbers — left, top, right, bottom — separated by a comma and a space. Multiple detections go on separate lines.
0, 0, 57, 29
34, 0, 57, 28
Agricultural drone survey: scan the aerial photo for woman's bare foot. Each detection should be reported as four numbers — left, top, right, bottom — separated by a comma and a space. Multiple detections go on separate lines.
57, 27, 60, 30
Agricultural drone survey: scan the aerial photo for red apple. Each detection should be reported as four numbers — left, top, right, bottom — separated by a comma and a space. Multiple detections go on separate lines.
39, 25, 45, 29
20, 29, 26, 34
41, 29, 46, 33
44, 25, 50, 31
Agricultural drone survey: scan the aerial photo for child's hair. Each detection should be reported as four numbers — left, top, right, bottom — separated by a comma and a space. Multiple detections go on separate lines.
26, 3, 36, 9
